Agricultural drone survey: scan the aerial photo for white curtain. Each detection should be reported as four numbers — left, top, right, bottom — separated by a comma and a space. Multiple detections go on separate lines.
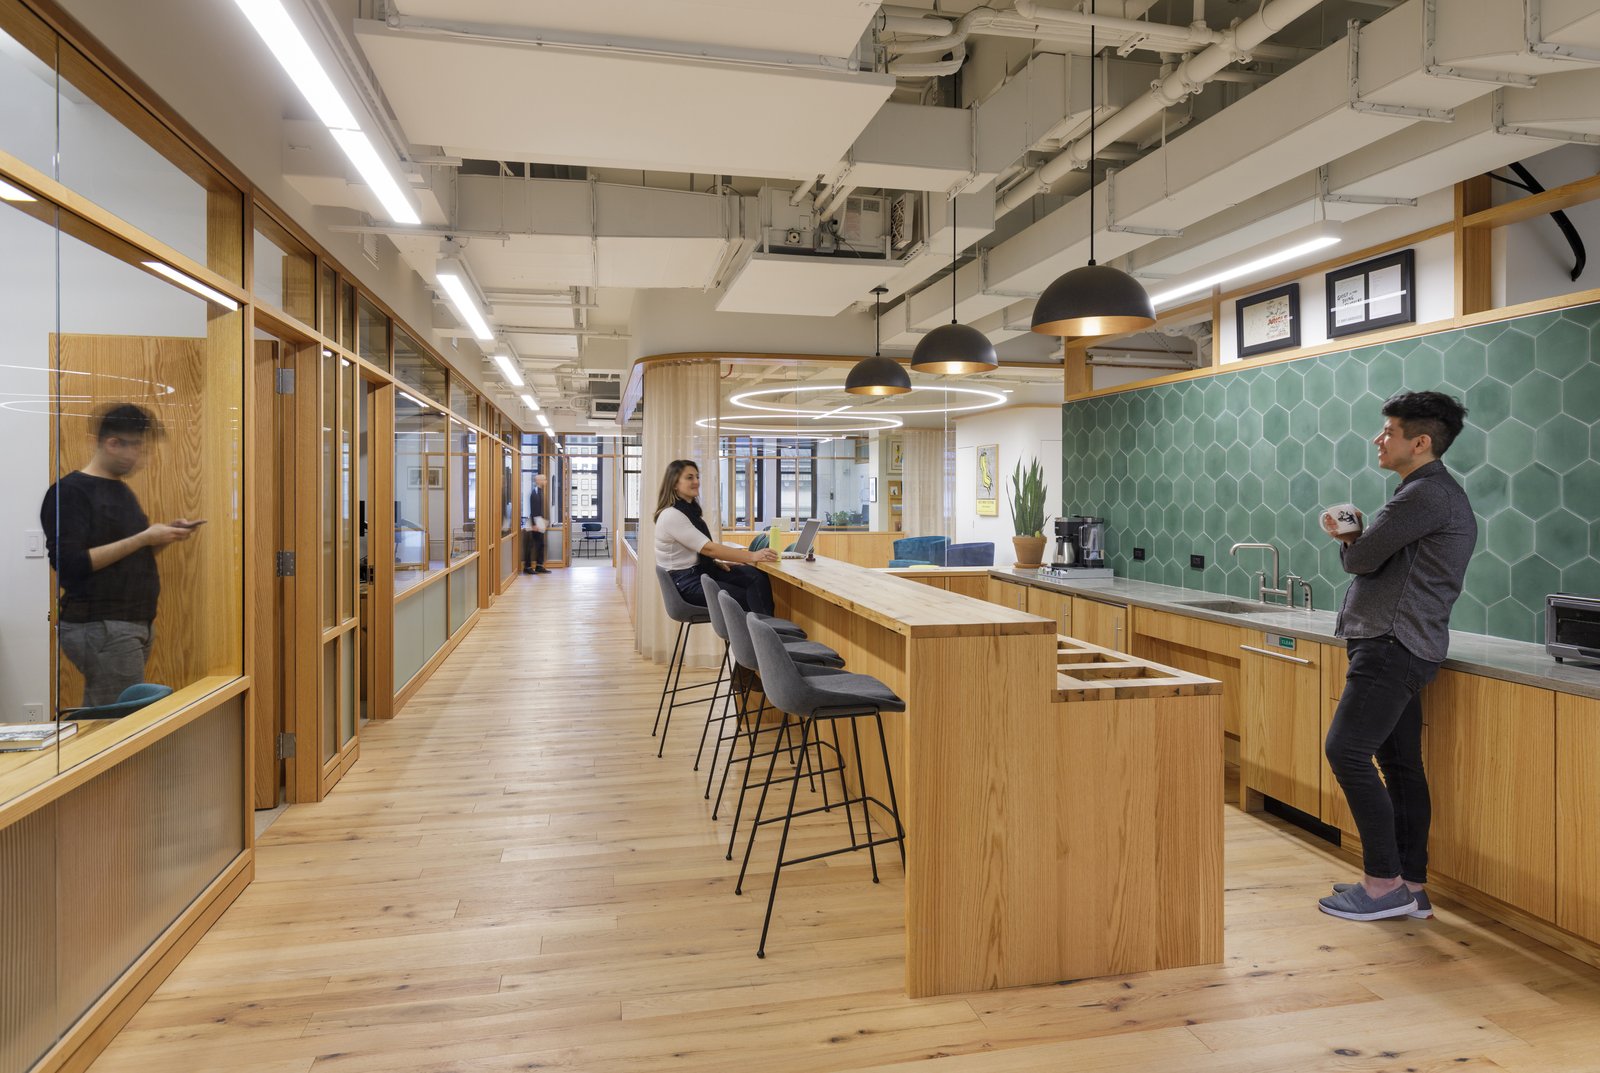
638, 361, 724, 667
901, 427, 954, 540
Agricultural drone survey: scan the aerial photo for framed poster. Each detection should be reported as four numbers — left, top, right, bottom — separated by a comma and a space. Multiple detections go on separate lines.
406, 466, 424, 489
1326, 249, 1415, 338
886, 436, 903, 474
975, 444, 999, 516
1236, 283, 1300, 358
426, 466, 444, 489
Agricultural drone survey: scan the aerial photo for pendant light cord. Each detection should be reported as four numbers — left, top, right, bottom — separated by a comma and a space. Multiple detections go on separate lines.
1088, 1, 1097, 268
950, 195, 958, 325
875, 289, 881, 356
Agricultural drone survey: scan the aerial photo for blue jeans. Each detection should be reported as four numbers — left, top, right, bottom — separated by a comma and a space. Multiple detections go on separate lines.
671, 563, 775, 617
1325, 635, 1441, 883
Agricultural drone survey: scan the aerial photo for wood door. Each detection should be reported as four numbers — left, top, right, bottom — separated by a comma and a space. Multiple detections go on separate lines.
1318, 645, 1358, 838
1129, 609, 1245, 739
988, 577, 1028, 610
1070, 597, 1127, 651
1239, 636, 1323, 816
1026, 587, 1071, 637
1423, 670, 1555, 916
1557, 692, 1600, 943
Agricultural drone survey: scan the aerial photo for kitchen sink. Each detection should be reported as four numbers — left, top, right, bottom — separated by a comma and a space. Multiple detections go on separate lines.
1178, 599, 1280, 615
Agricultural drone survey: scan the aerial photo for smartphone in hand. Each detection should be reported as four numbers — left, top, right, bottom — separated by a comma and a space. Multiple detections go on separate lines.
171, 519, 208, 529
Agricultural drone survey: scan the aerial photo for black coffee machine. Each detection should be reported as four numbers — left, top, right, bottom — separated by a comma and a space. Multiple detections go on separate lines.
1055, 515, 1107, 568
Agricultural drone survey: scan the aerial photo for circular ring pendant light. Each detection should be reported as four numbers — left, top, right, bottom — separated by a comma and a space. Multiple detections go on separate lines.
845, 285, 912, 395
1030, 1, 1156, 339
911, 194, 998, 374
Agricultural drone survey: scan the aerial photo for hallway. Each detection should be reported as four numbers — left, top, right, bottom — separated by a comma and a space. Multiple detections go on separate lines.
86, 569, 1600, 1073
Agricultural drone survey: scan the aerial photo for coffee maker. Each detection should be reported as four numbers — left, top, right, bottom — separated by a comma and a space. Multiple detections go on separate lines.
1053, 516, 1108, 570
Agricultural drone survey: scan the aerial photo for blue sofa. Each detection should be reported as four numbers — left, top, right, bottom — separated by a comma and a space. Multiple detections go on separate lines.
888, 535, 950, 568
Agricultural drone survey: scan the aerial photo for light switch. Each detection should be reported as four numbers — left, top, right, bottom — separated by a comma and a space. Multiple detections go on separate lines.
24, 530, 45, 558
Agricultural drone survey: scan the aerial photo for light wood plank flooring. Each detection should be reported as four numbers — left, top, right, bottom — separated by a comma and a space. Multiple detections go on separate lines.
88, 567, 1600, 1073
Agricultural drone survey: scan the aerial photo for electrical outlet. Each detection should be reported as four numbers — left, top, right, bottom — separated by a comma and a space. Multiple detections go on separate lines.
22, 703, 44, 720
1132, 547, 1146, 561
1190, 553, 1206, 569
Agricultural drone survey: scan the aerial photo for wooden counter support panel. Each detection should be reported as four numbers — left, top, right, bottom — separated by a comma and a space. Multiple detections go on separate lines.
765, 558, 1223, 998
1558, 693, 1600, 944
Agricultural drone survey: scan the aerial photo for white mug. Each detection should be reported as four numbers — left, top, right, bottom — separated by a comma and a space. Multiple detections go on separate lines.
1324, 502, 1361, 535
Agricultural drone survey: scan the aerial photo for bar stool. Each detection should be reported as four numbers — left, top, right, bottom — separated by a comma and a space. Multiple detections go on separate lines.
738, 614, 907, 958
651, 566, 721, 758
699, 580, 842, 798
653, 566, 809, 760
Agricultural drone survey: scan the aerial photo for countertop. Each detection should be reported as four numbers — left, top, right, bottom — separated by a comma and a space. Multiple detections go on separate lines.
760, 558, 1052, 638
989, 567, 1600, 701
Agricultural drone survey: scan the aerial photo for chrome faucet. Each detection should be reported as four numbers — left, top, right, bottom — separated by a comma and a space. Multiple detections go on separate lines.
1230, 541, 1313, 609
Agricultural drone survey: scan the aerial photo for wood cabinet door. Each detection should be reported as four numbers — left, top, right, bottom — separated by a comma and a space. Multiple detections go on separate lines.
1131, 609, 1245, 738
1423, 670, 1555, 917
946, 574, 989, 600
1318, 646, 1359, 838
1071, 597, 1127, 651
1557, 693, 1600, 943
988, 577, 1029, 611
1239, 638, 1324, 816
1026, 587, 1071, 637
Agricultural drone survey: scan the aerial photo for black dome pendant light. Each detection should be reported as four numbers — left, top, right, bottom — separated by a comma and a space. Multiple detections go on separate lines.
910, 194, 997, 374
1030, 1, 1156, 339
845, 285, 912, 395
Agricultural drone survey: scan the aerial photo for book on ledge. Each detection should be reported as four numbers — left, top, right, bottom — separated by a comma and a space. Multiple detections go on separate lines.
0, 721, 79, 752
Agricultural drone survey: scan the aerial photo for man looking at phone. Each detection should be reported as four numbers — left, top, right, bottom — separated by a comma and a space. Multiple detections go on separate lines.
1316, 391, 1476, 923
40, 404, 200, 706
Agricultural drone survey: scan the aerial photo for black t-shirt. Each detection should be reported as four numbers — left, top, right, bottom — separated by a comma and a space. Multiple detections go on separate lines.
40, 471, 159, 624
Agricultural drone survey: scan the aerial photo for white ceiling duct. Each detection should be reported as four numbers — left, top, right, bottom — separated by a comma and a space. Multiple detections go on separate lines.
353, 16, 893, 180
902, 0, 1600, 337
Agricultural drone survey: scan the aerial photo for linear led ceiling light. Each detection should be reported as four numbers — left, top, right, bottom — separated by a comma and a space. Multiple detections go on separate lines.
231, 0, 419, 225
537, 414, 552, 431
492, 351, 525, 388
1149, 224, 1343, 308
729, 383, 1007, 417
142, 261, 239, 310
519, 392, 540, 412
435, 257, 494, 342
0, 178, 37, 202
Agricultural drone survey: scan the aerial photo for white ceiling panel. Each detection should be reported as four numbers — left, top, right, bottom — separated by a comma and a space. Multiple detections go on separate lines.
468, 235, 597, 289
507, 332, 580, 358
487, 304, 577, 329
355, 20, 894, 180
718, 253, 902, 318
596, 237, 727, 289
389, 0, 880, 59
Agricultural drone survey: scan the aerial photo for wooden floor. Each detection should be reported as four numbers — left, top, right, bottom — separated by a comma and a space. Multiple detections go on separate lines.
87, 567, 1600, 1073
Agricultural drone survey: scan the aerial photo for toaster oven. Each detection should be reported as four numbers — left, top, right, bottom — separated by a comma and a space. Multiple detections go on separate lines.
1547, 594, 1600, 665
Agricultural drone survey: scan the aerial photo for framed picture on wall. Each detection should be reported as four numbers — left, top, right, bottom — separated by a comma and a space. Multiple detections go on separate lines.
886, 436, 903, 474
1326, 248, 1415, 338
427, 466, 444, 489
407, 466, 424, 489
1236, 283, 1301, 358
975, 444, 999, 516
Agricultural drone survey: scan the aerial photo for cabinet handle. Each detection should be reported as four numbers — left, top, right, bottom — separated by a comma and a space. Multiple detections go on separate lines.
1239, 643, 1312, 666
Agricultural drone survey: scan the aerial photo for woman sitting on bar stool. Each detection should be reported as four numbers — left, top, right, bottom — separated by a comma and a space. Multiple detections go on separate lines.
654, 458, 779, 615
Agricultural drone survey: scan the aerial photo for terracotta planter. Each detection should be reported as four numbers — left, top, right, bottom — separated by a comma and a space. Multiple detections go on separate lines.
1011, 535, 1047, 569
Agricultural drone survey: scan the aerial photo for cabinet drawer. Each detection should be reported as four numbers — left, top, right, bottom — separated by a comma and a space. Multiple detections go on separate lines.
1133, 607, 1245, 656
1239, 636, 1324, 817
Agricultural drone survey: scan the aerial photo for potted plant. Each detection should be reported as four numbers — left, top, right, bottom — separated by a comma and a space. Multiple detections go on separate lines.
1008, 457, 1050, 569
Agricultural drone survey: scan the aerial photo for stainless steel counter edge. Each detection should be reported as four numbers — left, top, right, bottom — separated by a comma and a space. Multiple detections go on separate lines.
990, 568, 1600, 701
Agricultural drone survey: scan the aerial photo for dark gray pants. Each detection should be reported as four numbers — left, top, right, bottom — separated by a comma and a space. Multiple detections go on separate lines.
58, 619, 152, 707
1325, 635, 1441, 883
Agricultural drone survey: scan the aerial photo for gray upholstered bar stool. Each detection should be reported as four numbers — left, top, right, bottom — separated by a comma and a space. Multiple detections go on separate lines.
651, 566, 719, 758
653, 566, 808, 760
738, 613, 906, 959
698, 578, 842, 796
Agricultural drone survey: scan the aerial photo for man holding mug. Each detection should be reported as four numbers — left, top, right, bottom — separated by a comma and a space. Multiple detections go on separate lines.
1317, 391, 1476, 923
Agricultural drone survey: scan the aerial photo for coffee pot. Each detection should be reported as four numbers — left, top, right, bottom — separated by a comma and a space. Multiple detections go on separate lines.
1056, 515, 1107, 568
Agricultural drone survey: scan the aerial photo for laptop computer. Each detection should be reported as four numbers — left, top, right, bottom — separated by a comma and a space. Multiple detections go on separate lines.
779, 518, 823, 560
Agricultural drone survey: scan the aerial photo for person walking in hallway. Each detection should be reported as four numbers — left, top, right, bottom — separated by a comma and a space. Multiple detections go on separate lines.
41, 403, 200, 706
523, 473, 550, 574
653, 459, 778, 614
1318, 391, 1476, 923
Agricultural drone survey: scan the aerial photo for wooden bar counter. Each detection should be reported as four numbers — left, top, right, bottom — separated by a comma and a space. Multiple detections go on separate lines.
761, 557, 1224, 998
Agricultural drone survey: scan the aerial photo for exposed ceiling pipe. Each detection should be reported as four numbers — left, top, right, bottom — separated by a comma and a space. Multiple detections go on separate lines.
888, 40, 966, 78
997, 0, 1327, 214
816, 183, 857, 221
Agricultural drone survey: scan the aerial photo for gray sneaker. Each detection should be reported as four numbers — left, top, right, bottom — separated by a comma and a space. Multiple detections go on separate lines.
1333, 882, 1432, 918
1318, 884, 1418, 921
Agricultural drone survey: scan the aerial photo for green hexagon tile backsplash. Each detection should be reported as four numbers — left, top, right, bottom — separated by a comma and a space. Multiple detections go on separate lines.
1061, 302, 1600, 644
